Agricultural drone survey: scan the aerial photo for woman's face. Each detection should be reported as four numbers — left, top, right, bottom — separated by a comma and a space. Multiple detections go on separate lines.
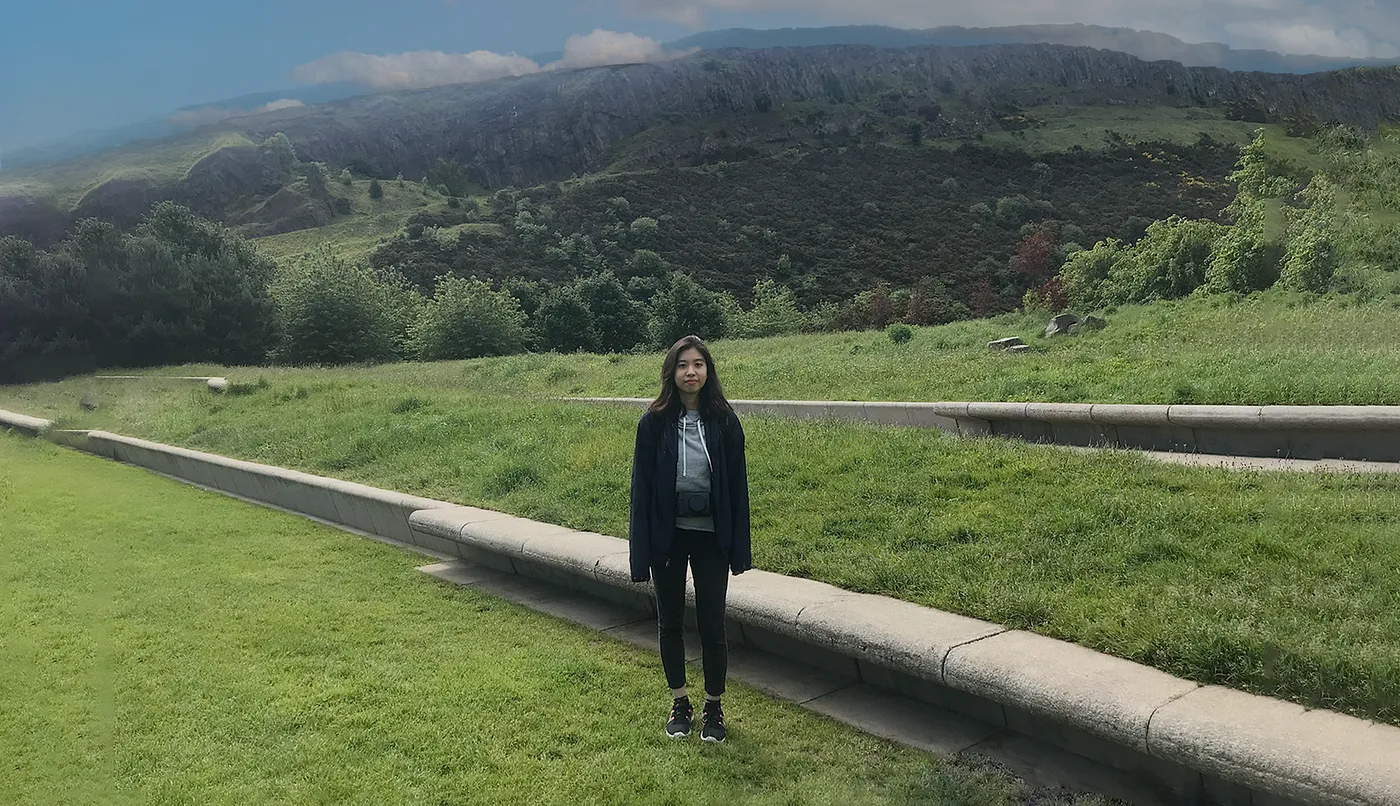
674, 347, 708, 396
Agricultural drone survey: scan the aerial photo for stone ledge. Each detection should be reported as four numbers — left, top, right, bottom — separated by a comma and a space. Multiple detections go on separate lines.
0, 408, 54, 437
943, 630, 1200, 755
1148, 685, 1400, 806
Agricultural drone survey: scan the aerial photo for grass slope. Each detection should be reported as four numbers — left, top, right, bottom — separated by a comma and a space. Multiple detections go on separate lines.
0, 132, 255, 210
0, 434, 1116, 805
4, 355, 1398, 726
253, 180, 479, 265
193, 293, 1400, 406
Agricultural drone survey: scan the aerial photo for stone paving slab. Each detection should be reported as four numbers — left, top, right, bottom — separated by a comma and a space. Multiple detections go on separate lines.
968, 731, 1181, 806
603, 619, 705, 664
724, 643, 856, 704
803, 682, 1001, 756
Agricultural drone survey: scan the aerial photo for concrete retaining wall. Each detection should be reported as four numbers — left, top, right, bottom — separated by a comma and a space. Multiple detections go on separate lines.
81, 430, 457, 546
566, 398, 1400, 462
22, 421, 1391, 805
0, 409, 54, 437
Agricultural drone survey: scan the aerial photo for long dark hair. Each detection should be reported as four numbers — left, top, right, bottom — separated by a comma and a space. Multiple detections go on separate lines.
647, 335, 735, 419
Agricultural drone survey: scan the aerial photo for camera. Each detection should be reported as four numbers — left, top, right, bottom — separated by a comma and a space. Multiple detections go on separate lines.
677, 491, 712, 517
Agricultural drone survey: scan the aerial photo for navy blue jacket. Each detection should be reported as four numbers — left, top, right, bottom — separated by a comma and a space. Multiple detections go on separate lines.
628, 407, 752, 583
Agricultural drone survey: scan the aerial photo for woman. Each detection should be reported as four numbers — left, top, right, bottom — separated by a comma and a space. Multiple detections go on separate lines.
629, 334, 752, 743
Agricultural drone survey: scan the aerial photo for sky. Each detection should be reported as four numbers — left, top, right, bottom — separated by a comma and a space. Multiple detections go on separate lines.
3, 0, 1399, 151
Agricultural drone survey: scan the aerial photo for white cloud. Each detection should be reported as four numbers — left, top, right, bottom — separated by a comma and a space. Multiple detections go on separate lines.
289, 30, 687, 91
168, 98, 305, 128
549, 29, 691, 69
625, 0, 1400, 58
290, 49, 539, 90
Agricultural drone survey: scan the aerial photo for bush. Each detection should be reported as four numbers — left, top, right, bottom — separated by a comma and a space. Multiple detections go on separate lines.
1058, 239, 1126, 310
272, 251, 403, 365
886, 323, 913, 344
413, 276, 529, 360
577, 272, 644, 352
647, 272, 728, 348
1112, 217, 1225, 304
368, 179, 383, 199
1279, 226, 1337, 293
535, 285, 596, 353
731, 279, 806, 338
1205, 229, 1281, 294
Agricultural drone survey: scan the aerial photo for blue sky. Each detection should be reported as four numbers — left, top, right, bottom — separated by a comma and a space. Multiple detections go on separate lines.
3, 0, 1396, 151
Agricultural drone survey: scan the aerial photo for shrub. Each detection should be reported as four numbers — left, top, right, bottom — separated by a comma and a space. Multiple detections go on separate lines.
886, 323, 913, 344
647, 272, 728, 348
577, 272, 644, 353
535, 285, 596, 353
1204, 229, 1281, 294
368, 179, 383, 199
731, 279, 806, 339
413, 276, 529, 360
271, 250, 401, 365
1279, 226, 1337, 293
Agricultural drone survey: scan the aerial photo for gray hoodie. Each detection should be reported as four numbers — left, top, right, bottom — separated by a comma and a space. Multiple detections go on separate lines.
675, 409, 715, 532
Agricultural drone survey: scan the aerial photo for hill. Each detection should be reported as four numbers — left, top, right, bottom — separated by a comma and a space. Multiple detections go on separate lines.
6, 42, 1400, 248
670, 24, 1400, 74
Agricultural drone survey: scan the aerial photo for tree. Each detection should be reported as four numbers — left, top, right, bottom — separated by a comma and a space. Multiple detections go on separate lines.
261, 132, 298, 177
340, 168, 353, 185
578, 272, 645, 352
867, 282, 893, 329
969, 279, 1001, 317
629, 216, 659, 245
429, 157, 472, 197
413, 276, 529, 360
1009, 226, 1058, 284
647, 273, 728, 348
368, 179, 383, 199
535, 285, 596, 353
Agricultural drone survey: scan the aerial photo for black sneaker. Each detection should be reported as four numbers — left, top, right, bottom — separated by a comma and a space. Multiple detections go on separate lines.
700, 699, 726, 743
665, 697, 693, 738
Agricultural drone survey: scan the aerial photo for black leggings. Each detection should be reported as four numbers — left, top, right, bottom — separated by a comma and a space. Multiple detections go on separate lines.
651, 528, 729, 696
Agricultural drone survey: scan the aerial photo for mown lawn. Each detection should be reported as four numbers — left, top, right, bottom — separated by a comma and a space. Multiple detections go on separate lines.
4, 370, 1399, 727
0, 434, 1120, 806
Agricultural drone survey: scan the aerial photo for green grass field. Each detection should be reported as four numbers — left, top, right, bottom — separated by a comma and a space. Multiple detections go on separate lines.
0, 132, 255, 210
253, 180, 485, 265
1, 434, 1122, 805
5, 358, 1399, 727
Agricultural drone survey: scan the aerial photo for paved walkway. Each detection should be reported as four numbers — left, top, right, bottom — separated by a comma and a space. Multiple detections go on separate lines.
417, 558, 1174, 806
